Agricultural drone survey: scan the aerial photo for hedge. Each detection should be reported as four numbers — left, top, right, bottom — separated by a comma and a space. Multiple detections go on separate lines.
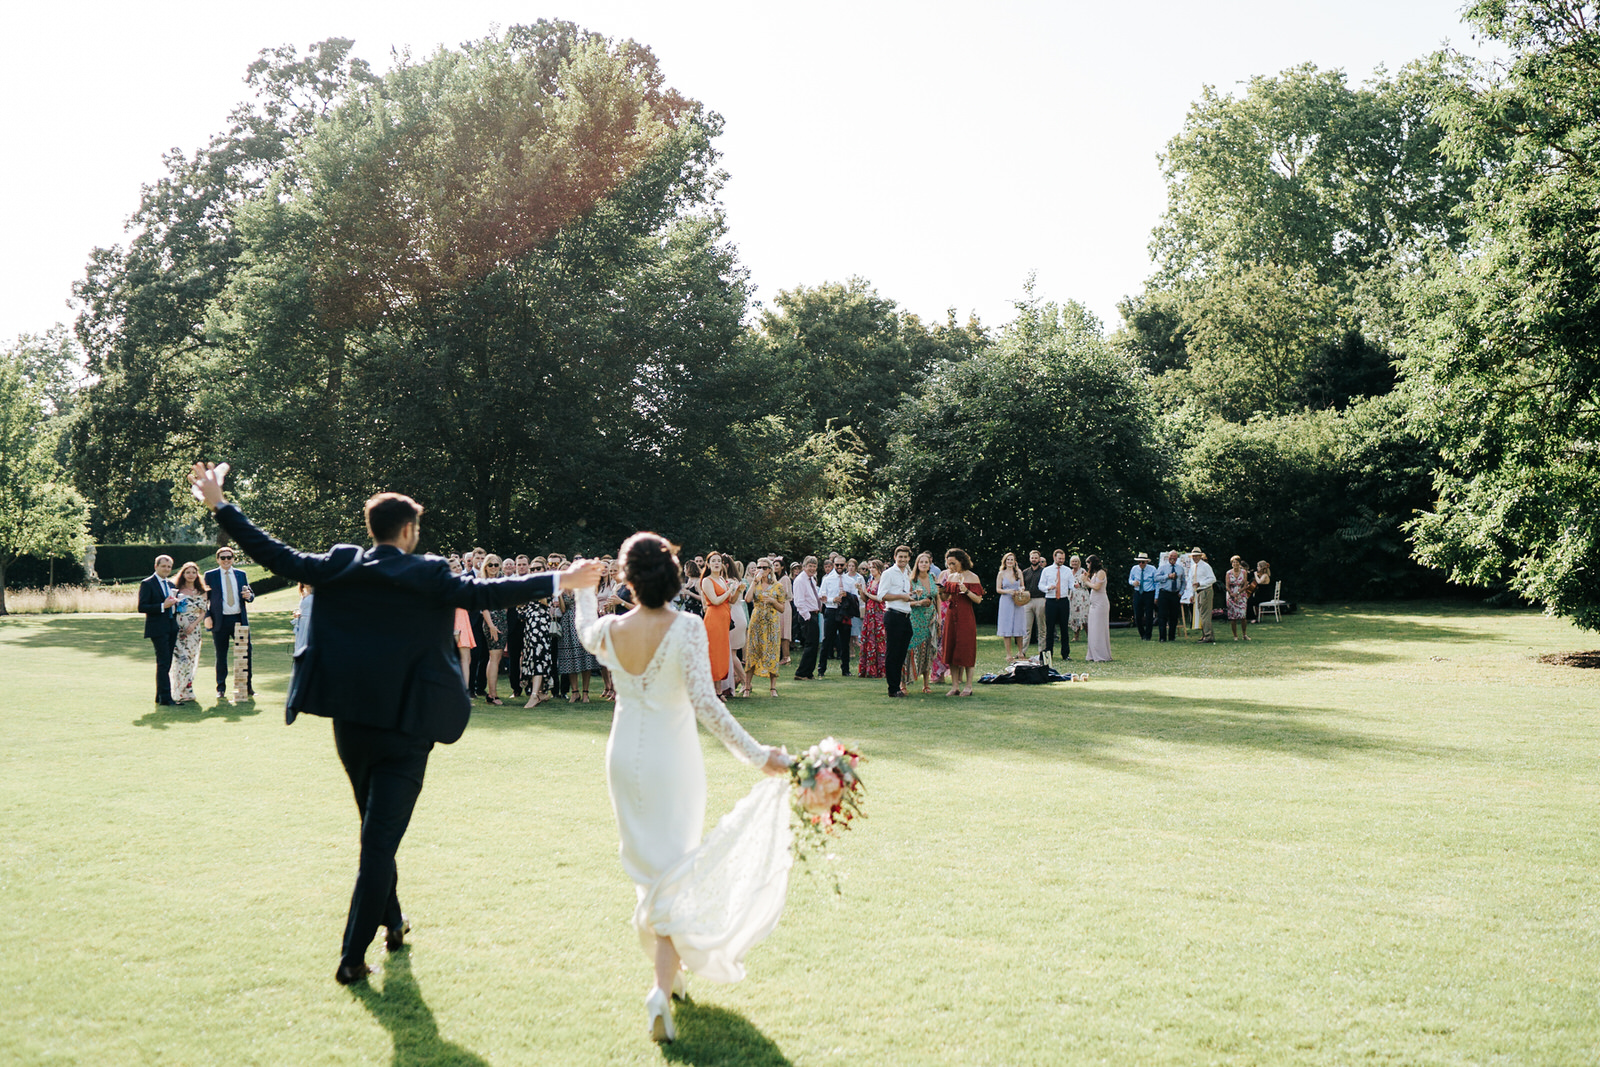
93, 544, 217, 582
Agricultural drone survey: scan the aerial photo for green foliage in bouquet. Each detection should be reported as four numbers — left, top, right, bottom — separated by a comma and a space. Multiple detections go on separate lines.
787, 737, 866, 893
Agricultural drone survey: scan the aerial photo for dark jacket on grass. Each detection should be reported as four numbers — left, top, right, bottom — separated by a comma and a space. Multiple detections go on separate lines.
213, 502, 558, 743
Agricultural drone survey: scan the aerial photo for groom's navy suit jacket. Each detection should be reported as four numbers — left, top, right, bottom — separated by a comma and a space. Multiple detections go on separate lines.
213, 503, 557, 743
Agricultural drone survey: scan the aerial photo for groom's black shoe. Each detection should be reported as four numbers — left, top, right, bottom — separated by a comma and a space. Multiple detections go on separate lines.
335, 961, 372, 985
385, 918, 411, 952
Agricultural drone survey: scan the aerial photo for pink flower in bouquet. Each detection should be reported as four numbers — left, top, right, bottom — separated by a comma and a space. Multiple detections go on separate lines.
799, 768, 843, 813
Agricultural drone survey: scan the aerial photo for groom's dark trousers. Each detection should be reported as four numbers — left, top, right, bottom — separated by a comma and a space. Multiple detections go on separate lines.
212, 501, 559, 974
334, 720, 431, 966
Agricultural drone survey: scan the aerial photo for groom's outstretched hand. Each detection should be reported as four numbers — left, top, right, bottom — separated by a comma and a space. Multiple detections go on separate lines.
188, 461, 230, 511
562, 558, 605, 591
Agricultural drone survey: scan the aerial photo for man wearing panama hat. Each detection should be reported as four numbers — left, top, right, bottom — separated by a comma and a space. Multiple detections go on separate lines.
1188, 547, 1217, 643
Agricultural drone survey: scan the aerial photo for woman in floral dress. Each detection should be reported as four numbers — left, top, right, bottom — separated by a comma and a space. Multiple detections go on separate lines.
169, 561, 208, 703
1225, 555, 1253, 641
743, 560, 787, 696
520, 584, 556, 708
907, 552, 941, 694
1068, 554, 1091, 638
858, 559, 887, 678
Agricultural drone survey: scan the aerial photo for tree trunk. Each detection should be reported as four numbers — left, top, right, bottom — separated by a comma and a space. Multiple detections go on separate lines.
0, 557, 8, 616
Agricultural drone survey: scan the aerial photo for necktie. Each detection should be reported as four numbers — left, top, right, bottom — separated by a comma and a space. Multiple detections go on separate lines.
160, 578, 172, 613
224, 571, 238, 611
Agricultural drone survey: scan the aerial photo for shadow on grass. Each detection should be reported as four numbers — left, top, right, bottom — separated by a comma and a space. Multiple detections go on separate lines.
662, 1001, 792, 1066
350, 949, 488, 1067
6, 613, 293, 668
464, 684, 1455, 770
132, 696, 264, 729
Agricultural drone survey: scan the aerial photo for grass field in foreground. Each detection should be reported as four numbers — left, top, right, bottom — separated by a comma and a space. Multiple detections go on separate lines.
2, 602, 1598, 1066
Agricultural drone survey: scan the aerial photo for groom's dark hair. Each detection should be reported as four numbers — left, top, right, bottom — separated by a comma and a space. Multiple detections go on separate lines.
365, 493, 423, 543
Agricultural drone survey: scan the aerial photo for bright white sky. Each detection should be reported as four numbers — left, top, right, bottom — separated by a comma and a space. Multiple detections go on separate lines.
0, 0, 1493, 346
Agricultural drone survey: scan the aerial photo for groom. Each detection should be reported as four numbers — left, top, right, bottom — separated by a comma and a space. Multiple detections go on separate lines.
187, 462, 603, 985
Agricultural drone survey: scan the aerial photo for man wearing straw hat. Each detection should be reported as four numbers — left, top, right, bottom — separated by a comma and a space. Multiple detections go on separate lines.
1188, 547, 1217, 643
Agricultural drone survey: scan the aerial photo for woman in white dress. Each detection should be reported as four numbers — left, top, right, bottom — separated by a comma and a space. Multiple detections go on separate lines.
577, 533, 792, 1044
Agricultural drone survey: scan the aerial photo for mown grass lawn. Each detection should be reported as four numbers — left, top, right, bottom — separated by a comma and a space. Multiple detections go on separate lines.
2, 602, 1597, 1065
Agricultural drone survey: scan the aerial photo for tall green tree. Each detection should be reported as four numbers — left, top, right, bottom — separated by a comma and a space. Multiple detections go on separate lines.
740, 279, 986, 467
1151, 61, 1475, 289
879, 289, 1170, 571
1122, 61, 1476, 419
0, 355, 90, 613
71, 39, 374, 541
198, 23, 762, 555
1401, 0, 1600, 628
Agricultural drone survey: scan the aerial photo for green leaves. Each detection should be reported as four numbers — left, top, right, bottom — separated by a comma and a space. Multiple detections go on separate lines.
1400, 0, 1600, 628
0, 354, 90, 611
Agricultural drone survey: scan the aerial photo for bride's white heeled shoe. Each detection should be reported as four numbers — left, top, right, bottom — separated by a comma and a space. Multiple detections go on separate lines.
646, 988, 675, 1043
671, 970, 689, 1001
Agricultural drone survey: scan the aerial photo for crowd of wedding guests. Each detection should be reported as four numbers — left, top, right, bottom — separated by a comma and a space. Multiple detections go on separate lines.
428, 543, 1274, 707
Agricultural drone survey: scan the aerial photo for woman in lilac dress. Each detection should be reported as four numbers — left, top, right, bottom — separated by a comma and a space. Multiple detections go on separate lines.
1084, 554, 1112, 662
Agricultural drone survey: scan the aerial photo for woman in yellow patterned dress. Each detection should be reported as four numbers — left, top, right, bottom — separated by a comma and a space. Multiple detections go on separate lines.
742, 559, 787, 696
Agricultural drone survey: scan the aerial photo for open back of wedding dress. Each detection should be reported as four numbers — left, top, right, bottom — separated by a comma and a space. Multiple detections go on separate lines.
577, 589, 793, 983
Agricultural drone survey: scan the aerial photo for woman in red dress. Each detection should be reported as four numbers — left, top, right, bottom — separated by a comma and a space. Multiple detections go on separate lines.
939, 548, 984, 697
858, 559, 887, 678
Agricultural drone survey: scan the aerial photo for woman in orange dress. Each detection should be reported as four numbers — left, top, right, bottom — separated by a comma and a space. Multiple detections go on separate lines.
939, 548, 985, 697
700, 553, 735, 697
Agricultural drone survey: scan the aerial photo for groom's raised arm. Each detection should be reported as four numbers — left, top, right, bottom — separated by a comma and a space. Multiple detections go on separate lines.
188, 462, 363, 586
213, 503, 363, 586
436, 559, 604, 610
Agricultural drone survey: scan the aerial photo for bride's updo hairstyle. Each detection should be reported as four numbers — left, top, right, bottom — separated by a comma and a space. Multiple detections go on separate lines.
620, 532, 682, 609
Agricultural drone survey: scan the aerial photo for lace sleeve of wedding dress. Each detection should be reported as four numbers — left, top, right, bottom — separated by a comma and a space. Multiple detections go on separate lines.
680, 620, 770, 766
575, 587, 611, 662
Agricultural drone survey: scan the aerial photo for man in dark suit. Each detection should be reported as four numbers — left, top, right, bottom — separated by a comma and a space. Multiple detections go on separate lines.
203, 547, 254, 700
138, 555, 181, 705
188, 461, 602, 986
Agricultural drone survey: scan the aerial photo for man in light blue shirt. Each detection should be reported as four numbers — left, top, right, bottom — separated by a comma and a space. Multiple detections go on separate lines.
1127, 553, 1158, 641
1153, 550, 1184, 642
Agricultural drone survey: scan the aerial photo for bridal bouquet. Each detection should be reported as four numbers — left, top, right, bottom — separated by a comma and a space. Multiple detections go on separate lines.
789, 736, 866, 854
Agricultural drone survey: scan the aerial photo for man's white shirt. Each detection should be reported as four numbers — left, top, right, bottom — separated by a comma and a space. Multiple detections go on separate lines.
878, 564, 912, 614
819, 570, 844, 606
219, 567, 242, 614
1041, 563, 1076, 599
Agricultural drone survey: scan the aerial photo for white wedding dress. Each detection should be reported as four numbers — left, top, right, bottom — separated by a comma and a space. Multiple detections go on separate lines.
577, 589, 793, 983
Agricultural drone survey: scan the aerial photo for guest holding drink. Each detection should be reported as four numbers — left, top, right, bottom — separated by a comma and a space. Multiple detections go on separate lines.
1084, 554, 1112, 662
907, 552, 940, 694
939, 549, 984, 697
170, 561, 209, 703
995, 552, 1027, 662
479, 555, 510, 705
699, 554, 735, 698
858, 559, 887, 679
744, 560, 786, 697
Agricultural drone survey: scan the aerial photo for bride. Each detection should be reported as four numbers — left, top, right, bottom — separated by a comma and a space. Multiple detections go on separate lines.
576, 532, 792, 1043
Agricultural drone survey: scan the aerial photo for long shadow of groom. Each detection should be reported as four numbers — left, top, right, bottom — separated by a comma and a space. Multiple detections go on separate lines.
662, 1001, 792, 1067
349, 949, 488, 1067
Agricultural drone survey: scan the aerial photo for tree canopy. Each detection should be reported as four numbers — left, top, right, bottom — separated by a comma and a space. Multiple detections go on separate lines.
1400, 0, 1600, 628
